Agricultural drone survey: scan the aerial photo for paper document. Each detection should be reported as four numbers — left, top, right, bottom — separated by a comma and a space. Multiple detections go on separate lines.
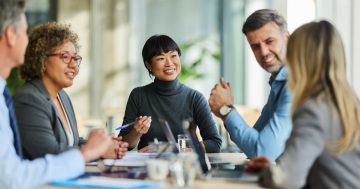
124, 151, 158, 158
103, 158, 146, 167
51, 176, 163, 189
86, 151, 158, 167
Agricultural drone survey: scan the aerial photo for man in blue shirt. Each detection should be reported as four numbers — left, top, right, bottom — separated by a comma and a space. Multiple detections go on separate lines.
0, 1, 112, 188
209, 9, 292, 160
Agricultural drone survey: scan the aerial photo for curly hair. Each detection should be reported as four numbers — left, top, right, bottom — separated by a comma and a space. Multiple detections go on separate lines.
20, 22, 80, 81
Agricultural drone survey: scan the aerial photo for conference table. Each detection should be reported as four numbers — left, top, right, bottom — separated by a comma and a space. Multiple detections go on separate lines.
41, 153, 263, 189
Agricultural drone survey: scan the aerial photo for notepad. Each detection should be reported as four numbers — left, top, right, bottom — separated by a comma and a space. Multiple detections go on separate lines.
51, 176, 163, 189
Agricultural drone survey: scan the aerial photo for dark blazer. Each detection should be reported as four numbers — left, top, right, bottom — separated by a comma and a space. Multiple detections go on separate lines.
13, 79, 86, 160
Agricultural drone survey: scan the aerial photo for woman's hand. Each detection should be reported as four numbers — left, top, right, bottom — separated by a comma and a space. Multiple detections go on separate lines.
133, 116, 152, 135
114, 136, 128, 158
138, 145, 153, 153
101, 136, 129, 159
80, 128, 112, 162
245, 156, 271, 173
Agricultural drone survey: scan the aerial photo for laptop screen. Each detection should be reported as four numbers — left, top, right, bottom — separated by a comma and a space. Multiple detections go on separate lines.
158, 118, 179, 153
182, 119, 212, 174
158, 118, 212, 174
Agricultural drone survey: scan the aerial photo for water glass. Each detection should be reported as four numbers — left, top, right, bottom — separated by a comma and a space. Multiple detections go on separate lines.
146, 159, 169, 181
169, 152, 198, 187
177, 134, 192, 152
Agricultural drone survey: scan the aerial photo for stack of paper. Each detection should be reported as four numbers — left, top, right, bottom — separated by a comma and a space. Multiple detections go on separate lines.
86, 152, 158, 167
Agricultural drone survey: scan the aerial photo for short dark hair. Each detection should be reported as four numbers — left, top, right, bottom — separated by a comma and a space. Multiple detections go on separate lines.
142, 35, 181, 76
20, 22, 80, 81
0, 0, 25, 38
242, 9, 287, 35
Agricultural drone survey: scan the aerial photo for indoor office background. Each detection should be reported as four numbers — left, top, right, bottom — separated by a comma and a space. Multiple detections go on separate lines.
15, 0, 360, 148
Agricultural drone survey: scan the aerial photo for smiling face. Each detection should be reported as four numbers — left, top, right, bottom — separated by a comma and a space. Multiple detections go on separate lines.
146, 50, 181, 81
246, 21, 289, 75
42, 41, 79, 92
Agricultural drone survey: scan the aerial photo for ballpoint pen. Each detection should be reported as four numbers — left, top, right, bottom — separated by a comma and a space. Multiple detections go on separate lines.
115, 121, 135, 131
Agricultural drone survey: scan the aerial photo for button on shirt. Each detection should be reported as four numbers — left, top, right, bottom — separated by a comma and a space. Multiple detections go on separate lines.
0, 78, 85, 189
224, 67, 292, 160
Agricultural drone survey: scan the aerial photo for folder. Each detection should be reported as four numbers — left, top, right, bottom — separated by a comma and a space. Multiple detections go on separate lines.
51, 176, 163, 189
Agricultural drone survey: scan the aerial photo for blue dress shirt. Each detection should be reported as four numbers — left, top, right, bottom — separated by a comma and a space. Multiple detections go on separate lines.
0, 78, 85, 189
3, 85, 23, 157
224, 67, 292, 160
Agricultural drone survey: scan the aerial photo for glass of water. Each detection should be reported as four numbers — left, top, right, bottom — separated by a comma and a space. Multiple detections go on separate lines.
177, 134, 192, 152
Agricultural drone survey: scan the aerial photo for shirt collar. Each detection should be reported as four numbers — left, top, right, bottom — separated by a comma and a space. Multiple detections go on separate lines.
0, 76, 5, 94
269, 66, 288, 84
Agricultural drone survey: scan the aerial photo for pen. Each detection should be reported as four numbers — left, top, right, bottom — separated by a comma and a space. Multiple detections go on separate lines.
115, 121, 135, 131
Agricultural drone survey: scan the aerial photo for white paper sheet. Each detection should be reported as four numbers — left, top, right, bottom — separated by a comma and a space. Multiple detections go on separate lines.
86, 151, 158, 167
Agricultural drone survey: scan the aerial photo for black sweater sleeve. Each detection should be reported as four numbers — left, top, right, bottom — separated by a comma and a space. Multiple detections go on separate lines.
192, 91, 222, 153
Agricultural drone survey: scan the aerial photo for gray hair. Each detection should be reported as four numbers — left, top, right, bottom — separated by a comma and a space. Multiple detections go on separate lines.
0, 0, 26, 38
242, 9, 287, 34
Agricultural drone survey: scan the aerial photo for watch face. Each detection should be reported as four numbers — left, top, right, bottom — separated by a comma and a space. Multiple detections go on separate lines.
220, 105, 231, 116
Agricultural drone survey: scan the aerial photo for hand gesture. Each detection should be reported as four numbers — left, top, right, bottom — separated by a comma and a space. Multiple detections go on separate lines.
101, 136, 129, 159
80, 128, 112, 162
113, 136, 128, 159
133, 116, 152, 135
245, 156, 271, 173
209, 78, 234, 117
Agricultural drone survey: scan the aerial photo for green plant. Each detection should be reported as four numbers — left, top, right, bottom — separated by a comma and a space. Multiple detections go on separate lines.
6, 68, 24, 95
179, 37, 220, 83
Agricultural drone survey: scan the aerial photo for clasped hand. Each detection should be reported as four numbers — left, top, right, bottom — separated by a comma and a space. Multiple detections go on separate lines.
101, 136, 129, 159
209, 78, 234, 118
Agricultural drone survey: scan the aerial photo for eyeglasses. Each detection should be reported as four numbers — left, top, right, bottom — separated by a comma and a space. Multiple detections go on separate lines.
47, 52, 82, 67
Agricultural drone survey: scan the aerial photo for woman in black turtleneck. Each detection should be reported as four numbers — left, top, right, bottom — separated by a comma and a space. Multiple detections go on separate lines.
119, 35, 222, 153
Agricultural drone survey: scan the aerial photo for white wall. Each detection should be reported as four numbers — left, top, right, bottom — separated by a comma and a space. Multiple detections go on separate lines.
315, 0, 360, 96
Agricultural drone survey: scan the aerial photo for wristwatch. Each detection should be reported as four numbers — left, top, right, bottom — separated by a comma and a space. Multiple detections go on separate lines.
219, 104, 235, 116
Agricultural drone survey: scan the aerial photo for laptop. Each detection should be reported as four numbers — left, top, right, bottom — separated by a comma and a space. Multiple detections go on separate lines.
158, 118, 179, 153
181, 119, 259, 182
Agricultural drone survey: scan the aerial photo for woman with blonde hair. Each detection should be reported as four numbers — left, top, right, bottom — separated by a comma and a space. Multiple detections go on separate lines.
246, 20, 360, 188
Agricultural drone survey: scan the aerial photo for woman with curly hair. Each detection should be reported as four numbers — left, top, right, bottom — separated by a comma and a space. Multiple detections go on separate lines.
13, 22, 128, 160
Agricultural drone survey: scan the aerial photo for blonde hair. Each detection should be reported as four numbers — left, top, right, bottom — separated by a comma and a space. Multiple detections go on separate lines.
286, 20, 360, 153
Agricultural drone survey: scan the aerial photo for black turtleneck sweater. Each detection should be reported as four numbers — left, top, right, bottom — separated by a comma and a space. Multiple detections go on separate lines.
119, 78, 222, 153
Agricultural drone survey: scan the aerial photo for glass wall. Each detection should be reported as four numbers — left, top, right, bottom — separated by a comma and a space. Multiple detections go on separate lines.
128, 0, 221, 99
14, 0, 360, 134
